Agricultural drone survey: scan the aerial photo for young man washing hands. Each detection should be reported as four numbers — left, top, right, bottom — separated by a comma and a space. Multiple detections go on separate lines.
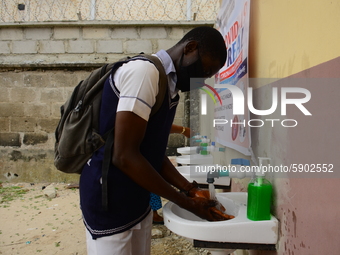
79, 26, 228, 255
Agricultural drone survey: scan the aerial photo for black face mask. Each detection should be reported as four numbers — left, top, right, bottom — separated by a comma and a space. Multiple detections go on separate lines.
177, 53, 206, 92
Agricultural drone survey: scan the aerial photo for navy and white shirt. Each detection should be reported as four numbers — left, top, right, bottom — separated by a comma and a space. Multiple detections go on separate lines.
79, 50, 179, 239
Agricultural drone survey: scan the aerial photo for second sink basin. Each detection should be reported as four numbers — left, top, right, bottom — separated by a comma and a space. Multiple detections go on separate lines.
176, 154, 214, 165
176, 165, 230, 187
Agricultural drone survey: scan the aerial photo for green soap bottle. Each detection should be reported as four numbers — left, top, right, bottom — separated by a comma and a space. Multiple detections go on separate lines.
247, 157, 273, 221
200, 142, 209, 155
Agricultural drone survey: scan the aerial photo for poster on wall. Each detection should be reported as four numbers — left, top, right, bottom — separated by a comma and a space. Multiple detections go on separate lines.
214, 0, 251, 155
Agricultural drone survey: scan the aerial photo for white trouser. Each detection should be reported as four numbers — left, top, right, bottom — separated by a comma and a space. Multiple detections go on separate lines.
86, 210, 153, 255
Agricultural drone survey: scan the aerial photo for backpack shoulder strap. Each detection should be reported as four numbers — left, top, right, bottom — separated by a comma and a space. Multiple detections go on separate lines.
108, 54, 168, 117
139, 54, 168, 117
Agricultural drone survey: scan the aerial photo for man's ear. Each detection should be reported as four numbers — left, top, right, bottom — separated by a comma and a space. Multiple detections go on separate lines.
183, 41, 199, 55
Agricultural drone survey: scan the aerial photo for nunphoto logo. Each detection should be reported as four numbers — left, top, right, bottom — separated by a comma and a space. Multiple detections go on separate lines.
199, 83, 312, 128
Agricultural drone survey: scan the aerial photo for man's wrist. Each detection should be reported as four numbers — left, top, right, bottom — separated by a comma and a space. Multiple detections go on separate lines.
180, 181, 198, 197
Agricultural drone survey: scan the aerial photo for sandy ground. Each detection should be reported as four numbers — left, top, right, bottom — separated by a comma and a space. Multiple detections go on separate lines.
0, 183, 210, 255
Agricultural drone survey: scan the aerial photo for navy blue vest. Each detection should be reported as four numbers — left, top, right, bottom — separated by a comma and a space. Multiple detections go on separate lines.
80, 65, 179, 239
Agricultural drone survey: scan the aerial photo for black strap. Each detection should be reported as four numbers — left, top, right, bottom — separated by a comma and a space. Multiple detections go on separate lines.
101, 128, 114, 211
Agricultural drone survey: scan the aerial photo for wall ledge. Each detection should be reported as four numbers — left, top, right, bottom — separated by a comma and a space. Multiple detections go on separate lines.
0, 63, 105, 71
0, 20, 214, 28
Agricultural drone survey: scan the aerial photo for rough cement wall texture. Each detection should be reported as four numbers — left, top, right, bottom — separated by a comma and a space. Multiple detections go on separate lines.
0, 22, 212, 183
0, 22, 212, 66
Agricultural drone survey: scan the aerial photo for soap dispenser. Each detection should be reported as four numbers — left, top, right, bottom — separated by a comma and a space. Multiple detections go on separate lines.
247, 157, 273, 221
199, 142, 209, 155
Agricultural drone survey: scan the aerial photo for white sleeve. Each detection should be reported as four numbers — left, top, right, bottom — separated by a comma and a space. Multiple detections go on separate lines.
114, 60, 159, 121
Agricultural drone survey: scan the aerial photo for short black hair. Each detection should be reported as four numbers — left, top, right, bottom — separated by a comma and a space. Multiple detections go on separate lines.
177, 26, 226, 67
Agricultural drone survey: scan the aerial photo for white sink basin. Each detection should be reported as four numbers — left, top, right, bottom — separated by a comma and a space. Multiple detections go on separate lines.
163, 192, 278, 244
176, 154, 214, 165
176, 166, 230, 187
177, 146, 198, 155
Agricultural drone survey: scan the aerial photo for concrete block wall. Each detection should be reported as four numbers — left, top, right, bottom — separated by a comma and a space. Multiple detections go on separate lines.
0, 22, 213, 183
0, 22, 212, 66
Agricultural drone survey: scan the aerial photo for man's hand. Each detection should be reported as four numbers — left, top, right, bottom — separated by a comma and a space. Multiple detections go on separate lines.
188, 186, 225, 212
185, 184, 234, 221
185, 196, 234, 221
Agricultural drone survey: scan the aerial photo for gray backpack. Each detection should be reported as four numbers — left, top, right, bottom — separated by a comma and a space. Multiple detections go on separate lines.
54, 54, 168, 210
54, 54, 167, 174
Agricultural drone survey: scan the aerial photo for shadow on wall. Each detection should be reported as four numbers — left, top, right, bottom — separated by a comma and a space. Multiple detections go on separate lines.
249, 56, 340, 255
